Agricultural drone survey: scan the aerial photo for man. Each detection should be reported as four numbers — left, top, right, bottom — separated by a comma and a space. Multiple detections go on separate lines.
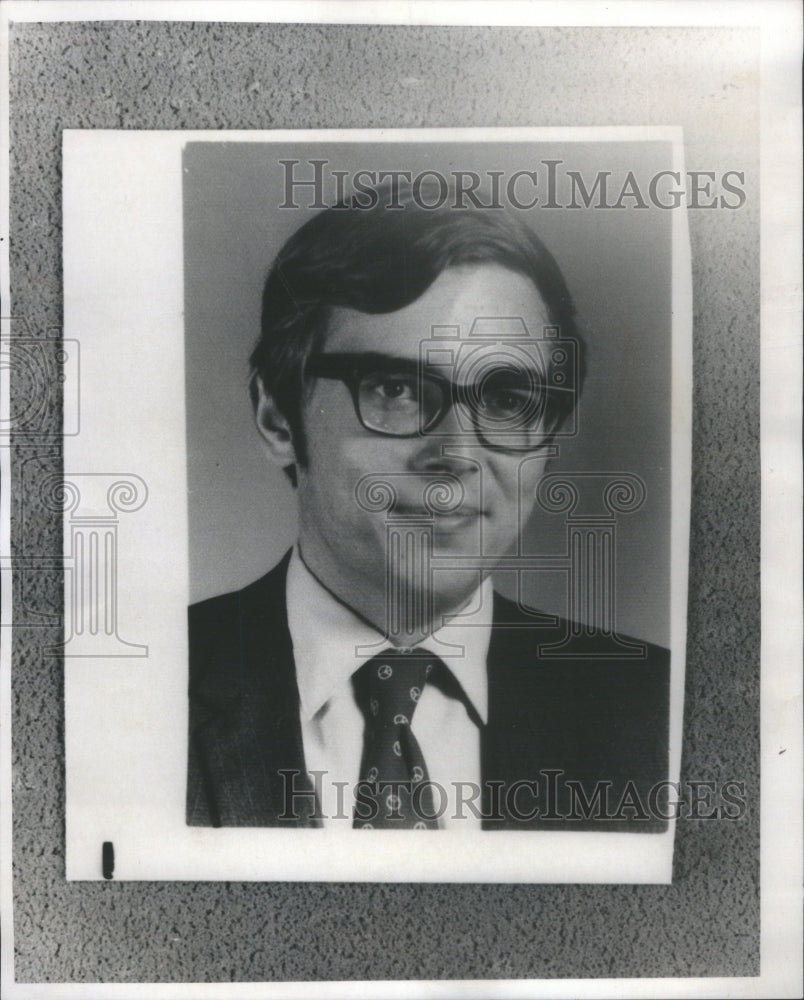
187, 183, 669, 831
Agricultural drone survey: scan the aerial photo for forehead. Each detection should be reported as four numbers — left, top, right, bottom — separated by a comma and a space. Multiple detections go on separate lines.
324, 264, 552, 357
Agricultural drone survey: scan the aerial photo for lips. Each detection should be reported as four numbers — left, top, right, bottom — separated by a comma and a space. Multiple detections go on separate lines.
431, 512, 482, 533
393, 504, 483, 519
395, 506, 485, 536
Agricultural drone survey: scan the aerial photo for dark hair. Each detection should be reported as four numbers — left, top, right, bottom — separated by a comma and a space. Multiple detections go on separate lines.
250, 183, 584, 474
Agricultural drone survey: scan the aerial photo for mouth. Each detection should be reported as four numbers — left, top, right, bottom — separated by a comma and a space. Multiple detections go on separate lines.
392, 505, 485, 528
431, 512, 483, 534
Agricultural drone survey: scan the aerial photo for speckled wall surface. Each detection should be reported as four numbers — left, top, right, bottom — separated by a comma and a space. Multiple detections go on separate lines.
9, 22, 759, 983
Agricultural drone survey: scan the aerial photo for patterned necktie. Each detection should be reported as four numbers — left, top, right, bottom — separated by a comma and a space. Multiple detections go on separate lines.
353, 648, 439, 829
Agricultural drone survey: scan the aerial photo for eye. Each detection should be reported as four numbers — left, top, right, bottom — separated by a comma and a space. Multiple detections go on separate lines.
363, 372, 419, 404
479, 376, 534, 416
482, 388, 529, 413
380, 377, 414, 400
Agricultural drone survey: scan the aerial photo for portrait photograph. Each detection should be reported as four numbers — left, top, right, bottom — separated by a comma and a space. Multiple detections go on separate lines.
183, 134, 686, 838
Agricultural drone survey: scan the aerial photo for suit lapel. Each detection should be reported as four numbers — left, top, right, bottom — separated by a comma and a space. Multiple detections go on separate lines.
190, 555, 319, 827
481, 593, 549, 827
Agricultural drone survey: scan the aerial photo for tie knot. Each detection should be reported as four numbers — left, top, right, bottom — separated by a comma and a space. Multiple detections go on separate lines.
357, 648, 435, 726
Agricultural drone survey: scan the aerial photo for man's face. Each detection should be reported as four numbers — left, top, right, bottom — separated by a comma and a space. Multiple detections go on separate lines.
290, 264, 553, 628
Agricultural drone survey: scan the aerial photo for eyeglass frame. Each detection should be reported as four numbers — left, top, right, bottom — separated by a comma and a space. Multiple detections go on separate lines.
303, 350, 566, 452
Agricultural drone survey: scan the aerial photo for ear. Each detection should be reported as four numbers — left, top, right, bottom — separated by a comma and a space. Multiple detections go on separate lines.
253, 377, 298, 468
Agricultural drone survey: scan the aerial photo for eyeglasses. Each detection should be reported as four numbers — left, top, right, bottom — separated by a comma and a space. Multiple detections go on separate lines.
305, 351, 561, 451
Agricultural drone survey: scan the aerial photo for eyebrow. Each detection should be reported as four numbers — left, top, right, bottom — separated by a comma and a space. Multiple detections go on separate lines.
314, 351, 420, 370
308, 351, 550, 394
312, 351, 542, 375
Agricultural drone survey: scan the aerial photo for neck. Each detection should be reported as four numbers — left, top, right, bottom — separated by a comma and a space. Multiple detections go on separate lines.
296, 544, 481, 647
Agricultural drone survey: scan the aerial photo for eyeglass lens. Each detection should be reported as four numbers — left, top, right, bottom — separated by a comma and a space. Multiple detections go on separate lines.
356, 366, 546, 444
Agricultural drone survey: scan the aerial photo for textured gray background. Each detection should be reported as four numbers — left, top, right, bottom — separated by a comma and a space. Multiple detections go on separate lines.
9, 22, 759, 984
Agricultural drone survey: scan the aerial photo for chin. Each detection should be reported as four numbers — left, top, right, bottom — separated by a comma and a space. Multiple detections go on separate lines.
389, 565, 475, 606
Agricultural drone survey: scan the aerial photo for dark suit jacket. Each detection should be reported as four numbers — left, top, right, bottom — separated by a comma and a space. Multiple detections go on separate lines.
187, 553, 670, 831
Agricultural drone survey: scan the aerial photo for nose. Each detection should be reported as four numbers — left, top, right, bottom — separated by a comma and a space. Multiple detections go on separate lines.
408, 401, 482, 478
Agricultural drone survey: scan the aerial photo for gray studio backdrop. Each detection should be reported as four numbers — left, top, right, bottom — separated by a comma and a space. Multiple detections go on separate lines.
10, 21, 758, 986
184, 139, 672, 647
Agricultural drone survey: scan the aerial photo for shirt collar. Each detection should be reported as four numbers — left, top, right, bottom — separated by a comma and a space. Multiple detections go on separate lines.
286, 547, 490, 725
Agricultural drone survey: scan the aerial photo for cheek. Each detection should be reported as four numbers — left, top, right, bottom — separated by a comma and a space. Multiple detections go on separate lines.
517, 457, 550, 524
302, 393, 400, 509
302, 385, 356, 470
303, 382, 350, 437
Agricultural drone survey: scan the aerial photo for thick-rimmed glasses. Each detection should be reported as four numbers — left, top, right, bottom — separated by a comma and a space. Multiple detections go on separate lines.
305, 351, 562, 452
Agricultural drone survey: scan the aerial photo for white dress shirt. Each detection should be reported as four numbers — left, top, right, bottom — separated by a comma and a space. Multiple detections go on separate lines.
286, 547, 492, 829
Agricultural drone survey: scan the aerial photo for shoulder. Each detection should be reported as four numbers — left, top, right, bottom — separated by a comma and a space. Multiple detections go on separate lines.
188, 551, 293, 701
487, 589, 670, 745
189, 551, 291, 634
186, 551, 302, 827
486, 592, 671, 830
490, 590, 669, 667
